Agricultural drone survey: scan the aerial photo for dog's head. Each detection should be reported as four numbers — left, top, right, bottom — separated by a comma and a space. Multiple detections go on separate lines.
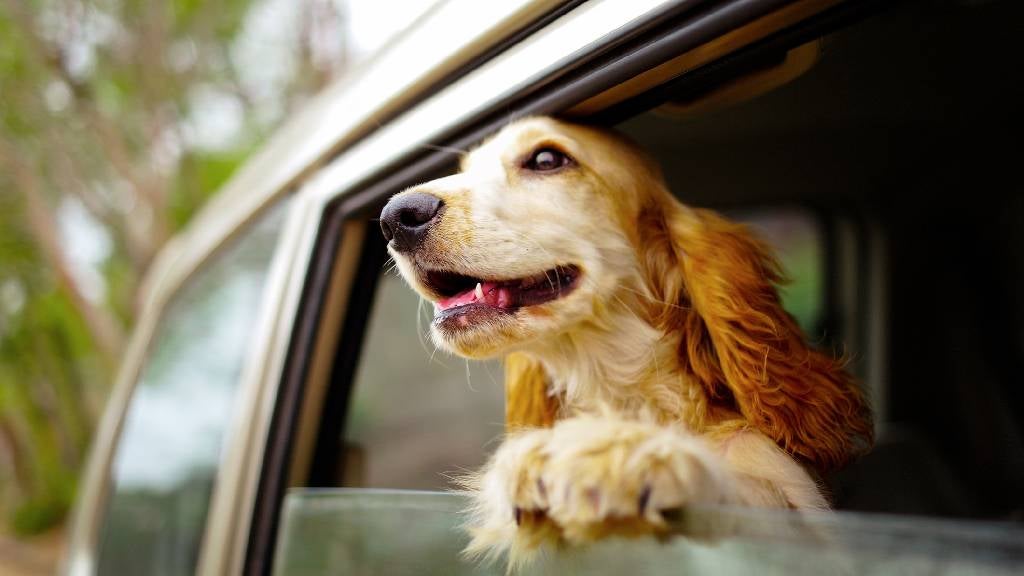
381, 117, 872, 469
380, 117, 652, 358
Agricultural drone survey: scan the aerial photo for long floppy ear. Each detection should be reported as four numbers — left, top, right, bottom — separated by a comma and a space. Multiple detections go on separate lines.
640, 199, 873, 471
504, 352, 558, 429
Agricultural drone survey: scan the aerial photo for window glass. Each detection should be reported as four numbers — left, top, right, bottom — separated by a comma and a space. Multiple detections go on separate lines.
95, 202, 288, 576
345, 269, 504, 490
272, 489, 1024, 576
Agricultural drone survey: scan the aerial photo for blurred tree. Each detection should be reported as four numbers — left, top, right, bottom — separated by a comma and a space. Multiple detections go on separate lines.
0, 0, 348, 536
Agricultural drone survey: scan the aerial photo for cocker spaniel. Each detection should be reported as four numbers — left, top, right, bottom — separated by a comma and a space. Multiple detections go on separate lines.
379, 116, 872, 565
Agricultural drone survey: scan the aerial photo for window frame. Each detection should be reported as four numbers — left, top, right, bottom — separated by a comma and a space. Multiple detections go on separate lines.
244, 1, 880, 575
63, 195, 299, 576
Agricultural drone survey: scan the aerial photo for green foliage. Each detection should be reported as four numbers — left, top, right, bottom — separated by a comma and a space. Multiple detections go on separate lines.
0, 0, 343, 537
101, 252, 137, 327
12, 493, 71, 536
170, 146, 256, 231
0, 290, 96, 535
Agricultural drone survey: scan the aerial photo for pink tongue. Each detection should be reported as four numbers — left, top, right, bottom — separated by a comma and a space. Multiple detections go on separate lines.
436, 282, 512, 311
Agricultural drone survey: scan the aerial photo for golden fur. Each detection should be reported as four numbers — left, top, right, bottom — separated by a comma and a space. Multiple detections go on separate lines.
384, 117, 872, 566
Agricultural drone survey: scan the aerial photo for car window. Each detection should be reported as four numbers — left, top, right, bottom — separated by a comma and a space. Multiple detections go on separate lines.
272, 489, 1024, 576
94, 202, 289, 576
344, 268, 504, 490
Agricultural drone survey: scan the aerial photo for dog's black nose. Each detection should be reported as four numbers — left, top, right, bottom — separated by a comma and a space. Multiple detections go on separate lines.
380, 192, 444, 252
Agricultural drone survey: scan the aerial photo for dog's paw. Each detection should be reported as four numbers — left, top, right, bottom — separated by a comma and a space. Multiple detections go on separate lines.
462, 427, 559, 566
539, 416, 737, 542
464, 415, 738, 563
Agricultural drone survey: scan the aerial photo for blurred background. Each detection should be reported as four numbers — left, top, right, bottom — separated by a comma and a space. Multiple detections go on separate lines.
7, 1, 1020, 574
0, 1, 438, 573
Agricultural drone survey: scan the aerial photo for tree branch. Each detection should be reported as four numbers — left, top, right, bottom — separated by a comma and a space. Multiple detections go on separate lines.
0, 142, 126, 367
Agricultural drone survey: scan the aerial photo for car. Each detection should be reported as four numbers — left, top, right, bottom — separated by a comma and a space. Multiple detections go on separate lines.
63, 0, 1024, 574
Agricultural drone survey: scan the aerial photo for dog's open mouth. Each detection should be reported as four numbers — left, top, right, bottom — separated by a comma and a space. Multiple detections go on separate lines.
423, 265, 580, 319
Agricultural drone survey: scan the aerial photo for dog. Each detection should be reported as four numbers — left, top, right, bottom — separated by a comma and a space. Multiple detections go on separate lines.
379, 116, 872, 565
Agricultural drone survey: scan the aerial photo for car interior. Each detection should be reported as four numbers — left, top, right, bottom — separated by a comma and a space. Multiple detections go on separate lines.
619, 0, 1023, 519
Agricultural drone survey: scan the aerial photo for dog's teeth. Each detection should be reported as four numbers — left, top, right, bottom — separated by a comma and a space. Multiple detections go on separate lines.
475, 282, 484, 299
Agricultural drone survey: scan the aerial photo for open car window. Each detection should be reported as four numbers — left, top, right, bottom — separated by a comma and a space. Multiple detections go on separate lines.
343, 270, 504, 490
336, 206, 824, 493
266, 0, 1024, 573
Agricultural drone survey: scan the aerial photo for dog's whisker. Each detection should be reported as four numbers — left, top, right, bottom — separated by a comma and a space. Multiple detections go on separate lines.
383, 255, 403, 278
413, 297, 448, 367
465, 359, 478, 392
429, 339, 442, 364
416, 296, 434, 359
481, 360, 501, 389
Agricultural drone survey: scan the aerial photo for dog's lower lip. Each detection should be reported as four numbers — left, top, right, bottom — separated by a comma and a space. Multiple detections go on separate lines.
433, 301, 513, 326
425, 265, 580, 322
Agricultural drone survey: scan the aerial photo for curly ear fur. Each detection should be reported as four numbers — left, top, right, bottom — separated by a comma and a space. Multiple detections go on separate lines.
504, 352, 558, 429
640, 198, 873, 471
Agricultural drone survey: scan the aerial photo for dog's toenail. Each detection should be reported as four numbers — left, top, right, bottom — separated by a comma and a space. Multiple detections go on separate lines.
638, 485, 652, 514
514, 507, 522, 526
536, 479, 547, 499
585, 487, 601, 511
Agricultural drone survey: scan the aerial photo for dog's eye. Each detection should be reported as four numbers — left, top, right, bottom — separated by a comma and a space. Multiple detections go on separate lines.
523, 148, 572, 172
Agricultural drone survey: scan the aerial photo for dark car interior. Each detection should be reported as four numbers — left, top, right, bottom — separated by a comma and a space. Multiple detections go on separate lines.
618, 0, 1023, 520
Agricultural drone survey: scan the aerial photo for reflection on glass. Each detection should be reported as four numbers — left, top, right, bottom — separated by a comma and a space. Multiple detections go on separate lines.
95, 203, 288, 576
273, 489, 1024, 576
